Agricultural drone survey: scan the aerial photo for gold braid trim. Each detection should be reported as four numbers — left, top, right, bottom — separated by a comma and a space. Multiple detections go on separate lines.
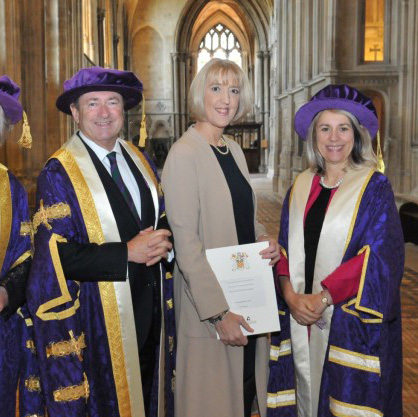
25, 376, 41, 392
35, 234, 81, 321
20, 221, 33, 236
166, 298, 173, 310
26, 339, 36, 353
0, 165, 12, 276
53, 372, 89, 403
46, 331, 86, 360
33, 200, 71, 234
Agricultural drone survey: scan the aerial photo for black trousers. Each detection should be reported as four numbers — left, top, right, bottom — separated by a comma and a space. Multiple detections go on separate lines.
139, 328, 157, 417
243, 336, 257, 417
139, 299, 161, 417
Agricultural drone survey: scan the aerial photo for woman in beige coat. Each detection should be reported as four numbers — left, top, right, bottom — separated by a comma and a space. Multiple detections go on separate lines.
161, 59, 280, 417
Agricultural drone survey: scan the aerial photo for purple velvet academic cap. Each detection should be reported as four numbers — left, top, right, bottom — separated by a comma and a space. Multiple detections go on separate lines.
294, 84, 378, 140
0, 75, 23, 124
56, 66, 143, 115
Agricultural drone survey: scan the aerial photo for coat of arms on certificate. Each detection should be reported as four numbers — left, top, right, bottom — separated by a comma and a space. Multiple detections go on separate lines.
231, 252, 250, 271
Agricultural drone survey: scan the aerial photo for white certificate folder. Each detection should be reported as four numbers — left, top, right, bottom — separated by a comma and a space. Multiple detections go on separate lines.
206, 241, 281, 336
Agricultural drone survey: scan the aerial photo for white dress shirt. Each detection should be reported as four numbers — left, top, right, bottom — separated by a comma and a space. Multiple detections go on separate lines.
79, 131, 142, 218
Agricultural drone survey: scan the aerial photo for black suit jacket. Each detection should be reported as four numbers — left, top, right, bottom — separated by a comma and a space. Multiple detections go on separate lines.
58, 139, 164, 351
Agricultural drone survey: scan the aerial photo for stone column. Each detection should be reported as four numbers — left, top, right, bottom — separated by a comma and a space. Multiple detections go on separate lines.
261, 51, 270, 173
171, 52, 181, 140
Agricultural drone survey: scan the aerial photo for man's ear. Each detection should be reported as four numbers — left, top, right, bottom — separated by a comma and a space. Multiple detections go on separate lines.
70, 103, 80, 124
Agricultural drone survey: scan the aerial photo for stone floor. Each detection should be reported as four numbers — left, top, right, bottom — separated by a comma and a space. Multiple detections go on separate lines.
251, 175, 418, 417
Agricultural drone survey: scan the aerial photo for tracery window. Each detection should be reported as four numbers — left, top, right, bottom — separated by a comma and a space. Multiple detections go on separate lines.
363, 0, 385, 62
197, 24, 242, 71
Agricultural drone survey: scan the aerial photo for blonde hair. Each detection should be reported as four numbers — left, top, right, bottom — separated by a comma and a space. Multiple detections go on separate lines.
306, 109, 378, 172
188, 58, 252, 123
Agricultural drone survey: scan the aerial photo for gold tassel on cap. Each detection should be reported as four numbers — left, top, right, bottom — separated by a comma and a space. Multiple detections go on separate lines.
376, 131, 385, 173
138, 96, 148, 148
17, 111, 32, 149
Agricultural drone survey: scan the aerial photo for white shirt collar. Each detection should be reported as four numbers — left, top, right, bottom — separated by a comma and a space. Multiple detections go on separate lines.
78, 130, 123, 163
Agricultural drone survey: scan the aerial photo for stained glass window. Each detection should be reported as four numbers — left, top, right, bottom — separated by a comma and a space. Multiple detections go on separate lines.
364, 0, 385, 62
197, 24, 242, 71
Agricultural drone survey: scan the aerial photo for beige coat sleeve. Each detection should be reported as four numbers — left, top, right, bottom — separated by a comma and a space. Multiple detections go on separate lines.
161, 142, 229, 321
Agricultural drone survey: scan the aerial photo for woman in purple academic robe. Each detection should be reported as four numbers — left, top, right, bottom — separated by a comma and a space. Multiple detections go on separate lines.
0, 75, 44, 416
267, 85, 403, 417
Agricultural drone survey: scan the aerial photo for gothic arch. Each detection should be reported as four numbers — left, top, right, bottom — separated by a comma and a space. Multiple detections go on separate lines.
132, 25, 164, 98
190, 11, 251, 69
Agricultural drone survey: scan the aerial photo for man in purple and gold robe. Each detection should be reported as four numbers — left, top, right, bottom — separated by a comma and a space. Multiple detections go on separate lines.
0, 75, 44, 416
27, 67, 175, 417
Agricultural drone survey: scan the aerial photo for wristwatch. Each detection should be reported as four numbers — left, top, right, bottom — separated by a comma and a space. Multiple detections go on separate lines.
321, 291, 331, 307
208, 309, 229, 325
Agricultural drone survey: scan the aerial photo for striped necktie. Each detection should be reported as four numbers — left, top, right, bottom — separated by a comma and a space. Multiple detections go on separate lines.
107, 151, 141, 226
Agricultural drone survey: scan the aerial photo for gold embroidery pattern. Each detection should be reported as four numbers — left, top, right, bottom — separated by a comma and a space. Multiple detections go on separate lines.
0, 165, 12, 275
56, 149, 131, 417
53, 373, 89, 403
158, 183, 164, 197
25, 376, 41, 392
33, 200, 71, 233
166, 299, 173, 310
26, 339, 36, 354
46, 331, 86, 360
20, 221, 34, 237
165, 271, 172, 280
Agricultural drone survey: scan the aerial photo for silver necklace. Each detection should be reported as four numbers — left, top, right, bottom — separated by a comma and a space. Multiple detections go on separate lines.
212, 137, 230, 155
320, 176, 344, 189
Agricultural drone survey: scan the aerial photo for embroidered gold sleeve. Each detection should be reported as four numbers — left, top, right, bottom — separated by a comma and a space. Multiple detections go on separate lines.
53, 372, 89, 403
33, 200, 71, 234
